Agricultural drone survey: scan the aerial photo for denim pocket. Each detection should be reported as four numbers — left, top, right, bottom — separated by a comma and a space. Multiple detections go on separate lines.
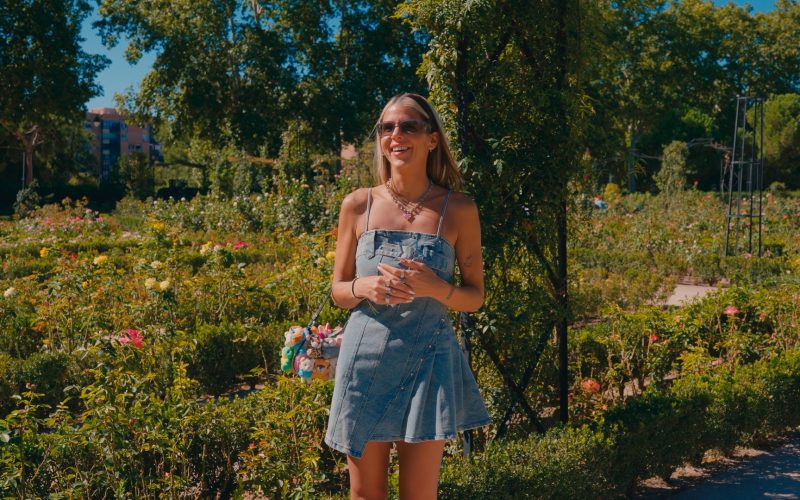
356, 231, 376, 258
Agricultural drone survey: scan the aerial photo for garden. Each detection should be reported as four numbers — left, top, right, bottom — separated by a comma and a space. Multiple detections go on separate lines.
4, 0, 800, 497
2, 180, 800, 497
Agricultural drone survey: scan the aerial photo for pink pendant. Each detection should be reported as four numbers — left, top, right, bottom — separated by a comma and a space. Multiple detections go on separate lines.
404, 212, 412, 221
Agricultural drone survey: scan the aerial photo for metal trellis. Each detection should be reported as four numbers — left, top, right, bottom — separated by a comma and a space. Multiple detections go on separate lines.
724, 96, 764, 257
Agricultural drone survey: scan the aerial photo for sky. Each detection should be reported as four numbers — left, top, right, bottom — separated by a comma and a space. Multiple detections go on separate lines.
81, 0, 778, 111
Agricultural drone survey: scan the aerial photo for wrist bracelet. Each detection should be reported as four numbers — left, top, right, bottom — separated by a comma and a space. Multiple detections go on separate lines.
351, 278, 365, 299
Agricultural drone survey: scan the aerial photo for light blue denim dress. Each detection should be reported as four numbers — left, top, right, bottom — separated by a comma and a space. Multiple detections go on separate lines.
324, 187, 492, 459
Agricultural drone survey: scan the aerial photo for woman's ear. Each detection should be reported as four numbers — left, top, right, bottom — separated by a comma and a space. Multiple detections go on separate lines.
428, 131, 439, 151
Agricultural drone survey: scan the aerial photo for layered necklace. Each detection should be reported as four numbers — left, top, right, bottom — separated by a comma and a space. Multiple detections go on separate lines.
385, 178, 433, 222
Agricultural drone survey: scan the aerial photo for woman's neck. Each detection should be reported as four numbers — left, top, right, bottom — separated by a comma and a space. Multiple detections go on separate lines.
387, 172, 431, 200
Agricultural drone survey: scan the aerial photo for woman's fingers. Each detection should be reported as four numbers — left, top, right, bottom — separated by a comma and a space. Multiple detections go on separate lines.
375, 264, 415, 301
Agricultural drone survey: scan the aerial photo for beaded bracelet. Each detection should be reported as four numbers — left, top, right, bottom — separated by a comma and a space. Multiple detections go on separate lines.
351, 278, 365, 299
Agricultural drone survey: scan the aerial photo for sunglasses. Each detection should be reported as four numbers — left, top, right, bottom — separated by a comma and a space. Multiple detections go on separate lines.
376, 120, 432, 137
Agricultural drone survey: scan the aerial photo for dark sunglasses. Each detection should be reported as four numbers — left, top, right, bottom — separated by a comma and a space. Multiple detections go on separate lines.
376, 119, 432, 137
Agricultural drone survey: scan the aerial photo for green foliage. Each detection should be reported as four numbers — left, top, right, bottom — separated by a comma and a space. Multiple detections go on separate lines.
442, 348, 800, 498
0, 0, 108, 185
189, 322, 266, 394
762, 93, 800, 187
116, 153, 155, 199
586, 0, 800, 189
438, 425, 613, 499
12, 180, 41, 219
654, 140, 688, 198
97, 0, 424, 168
237, 378, 346, 497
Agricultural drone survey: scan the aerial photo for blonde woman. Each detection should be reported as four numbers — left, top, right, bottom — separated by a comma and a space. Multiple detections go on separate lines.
325, 93, 491, 499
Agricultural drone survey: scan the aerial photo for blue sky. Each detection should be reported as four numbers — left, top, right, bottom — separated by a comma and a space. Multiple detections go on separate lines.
81, 0, 778, 110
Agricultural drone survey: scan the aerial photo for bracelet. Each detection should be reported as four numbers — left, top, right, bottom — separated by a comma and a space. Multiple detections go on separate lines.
351, 278, 365, 299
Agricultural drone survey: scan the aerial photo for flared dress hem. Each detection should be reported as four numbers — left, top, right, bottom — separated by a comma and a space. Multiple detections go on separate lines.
324, 417, 492, 458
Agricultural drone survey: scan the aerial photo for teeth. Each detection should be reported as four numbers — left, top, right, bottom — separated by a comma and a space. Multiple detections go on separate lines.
392, 147, 409, 152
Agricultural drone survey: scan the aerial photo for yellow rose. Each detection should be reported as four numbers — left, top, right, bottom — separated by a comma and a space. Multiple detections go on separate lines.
159, 279, 172, 292
144, 278, 157, 290
325, 251, 336, 260
93, 255, 108, 265
39, 247, 49, 258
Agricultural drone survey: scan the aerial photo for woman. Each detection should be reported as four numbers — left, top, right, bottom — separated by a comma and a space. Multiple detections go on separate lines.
324, 93, 491, 499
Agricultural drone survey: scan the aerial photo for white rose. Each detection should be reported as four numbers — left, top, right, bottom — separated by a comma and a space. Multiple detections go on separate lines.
3, 287, 16, 298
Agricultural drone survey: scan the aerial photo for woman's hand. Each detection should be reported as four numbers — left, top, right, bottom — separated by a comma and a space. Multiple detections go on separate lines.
377, 258, 451, 302
355, 272, 415, 305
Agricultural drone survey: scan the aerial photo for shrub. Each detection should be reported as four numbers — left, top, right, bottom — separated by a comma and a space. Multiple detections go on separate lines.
12, 180, 41, 219
188, 323, 266, 394
438, 425, 614, 499
654, 141, 688, 198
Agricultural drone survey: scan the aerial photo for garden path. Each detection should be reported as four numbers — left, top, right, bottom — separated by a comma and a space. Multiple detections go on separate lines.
673, 436, 800, 499
664, 284, 718, 306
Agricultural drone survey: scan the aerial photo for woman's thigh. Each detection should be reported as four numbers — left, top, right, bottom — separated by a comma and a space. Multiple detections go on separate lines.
347, 440, 393, 500
395, 439, 446, 500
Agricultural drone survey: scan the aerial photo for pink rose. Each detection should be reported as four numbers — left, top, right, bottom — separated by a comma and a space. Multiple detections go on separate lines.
581, 378, 601, 394
724, 305, 740, 316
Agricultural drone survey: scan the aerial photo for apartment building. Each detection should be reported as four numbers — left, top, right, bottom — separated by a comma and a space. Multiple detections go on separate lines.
85, 108, 163, 182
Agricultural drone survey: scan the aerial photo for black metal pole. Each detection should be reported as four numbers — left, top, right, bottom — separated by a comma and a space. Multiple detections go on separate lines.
759, 98, 764, 256
747, 98, 756, 254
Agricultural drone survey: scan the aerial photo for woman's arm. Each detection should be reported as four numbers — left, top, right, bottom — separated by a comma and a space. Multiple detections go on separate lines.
330, 189, 367, 309
430, 194, 485, 312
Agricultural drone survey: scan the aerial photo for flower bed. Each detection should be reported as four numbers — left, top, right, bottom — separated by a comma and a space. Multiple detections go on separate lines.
1, 191, 799, 497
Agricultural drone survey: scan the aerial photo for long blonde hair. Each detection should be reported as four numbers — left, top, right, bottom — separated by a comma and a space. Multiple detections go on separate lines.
373, 93, 462, 191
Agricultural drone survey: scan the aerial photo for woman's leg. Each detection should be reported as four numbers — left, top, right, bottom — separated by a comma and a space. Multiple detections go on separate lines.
347, 440, 393, 500
395, 439, 446, 500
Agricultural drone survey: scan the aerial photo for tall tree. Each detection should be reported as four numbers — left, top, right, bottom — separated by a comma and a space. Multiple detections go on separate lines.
97, 0, 426, 166
587, 0, 800, 190
0, 0, 108, 185
97, 0, 293, 156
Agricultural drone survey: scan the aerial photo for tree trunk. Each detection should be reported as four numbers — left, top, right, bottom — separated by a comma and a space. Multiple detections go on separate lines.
24, 138, 34, 185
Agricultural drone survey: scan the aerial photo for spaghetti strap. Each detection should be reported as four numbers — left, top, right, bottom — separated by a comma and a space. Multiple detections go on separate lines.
435, 190, 453, 237
365, 187, 372, 232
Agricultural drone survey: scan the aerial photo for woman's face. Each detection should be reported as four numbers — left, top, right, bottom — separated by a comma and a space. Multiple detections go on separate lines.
379, 104, 438, 173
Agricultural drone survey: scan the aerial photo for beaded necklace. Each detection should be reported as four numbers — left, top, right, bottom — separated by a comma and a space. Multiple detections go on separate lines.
385, 178, 433, 222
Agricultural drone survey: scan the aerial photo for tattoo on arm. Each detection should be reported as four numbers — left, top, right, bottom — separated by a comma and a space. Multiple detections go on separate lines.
445, 285, 455, 300
462, 255, 474, 268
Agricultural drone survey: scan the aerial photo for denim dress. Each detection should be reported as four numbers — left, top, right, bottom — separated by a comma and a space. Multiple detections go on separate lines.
324, 187, 492, 459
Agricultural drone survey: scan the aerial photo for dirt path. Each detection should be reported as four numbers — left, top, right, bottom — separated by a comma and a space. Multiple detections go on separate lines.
664, 284, 719, 306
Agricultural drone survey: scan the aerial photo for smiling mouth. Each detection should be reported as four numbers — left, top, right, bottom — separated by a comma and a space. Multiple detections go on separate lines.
391, 146, 410, 153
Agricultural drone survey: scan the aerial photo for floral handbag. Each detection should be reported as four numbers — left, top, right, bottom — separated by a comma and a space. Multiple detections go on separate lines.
280, 293, 346, 383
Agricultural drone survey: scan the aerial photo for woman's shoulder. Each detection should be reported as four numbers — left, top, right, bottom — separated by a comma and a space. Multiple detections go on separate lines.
340, 187, 371, 214
445, 189, 478, 215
